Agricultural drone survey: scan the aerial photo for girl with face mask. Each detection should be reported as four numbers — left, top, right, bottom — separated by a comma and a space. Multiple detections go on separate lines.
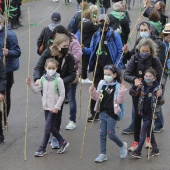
129, 68, 163, 158
89, 64, 127, 163
26, 58, 69, 157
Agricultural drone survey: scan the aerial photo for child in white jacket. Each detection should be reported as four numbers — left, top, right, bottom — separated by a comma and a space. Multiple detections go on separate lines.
26, 58, 69, 157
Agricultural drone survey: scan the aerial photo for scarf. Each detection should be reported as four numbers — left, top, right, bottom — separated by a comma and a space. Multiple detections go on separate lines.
149, 20, 162, 34
44, 73, 58, 81
110, 11, 126, 21
102, 80, 117, 87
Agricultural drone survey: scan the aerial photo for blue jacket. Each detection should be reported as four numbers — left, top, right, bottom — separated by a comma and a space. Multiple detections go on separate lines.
83, 28, 123, 72
0, 26, 21, 73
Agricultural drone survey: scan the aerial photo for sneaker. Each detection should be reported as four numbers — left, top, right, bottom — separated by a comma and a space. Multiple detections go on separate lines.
64, 98, 69, 104
0, 135, 5, 145
150, 149, 159, 157
128, 141, 138, 152
57, 141, 69, 154
66, 121, 76, 130
122, 127, 134, 134
68, 0, 71, 2
51, 137, 60, 149
82, 78, 92, 84
153, 127, 164, 133
34, 149, 47, 157
129, 150, 141, 159
95, 154, 107, 163
145, 137, 152, 149
87, 115, 99, 122
120, 142, 127, 158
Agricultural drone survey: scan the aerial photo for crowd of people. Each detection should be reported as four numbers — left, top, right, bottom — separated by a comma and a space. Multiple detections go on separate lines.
0, 0, 170, 163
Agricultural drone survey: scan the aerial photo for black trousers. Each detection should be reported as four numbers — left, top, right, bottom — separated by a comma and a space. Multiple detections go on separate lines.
81, 54, 90, 80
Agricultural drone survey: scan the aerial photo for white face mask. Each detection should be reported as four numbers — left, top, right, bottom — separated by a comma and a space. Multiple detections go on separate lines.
46, 69, 56, 77
0, 25, 3, 31
104, 75, 113, 83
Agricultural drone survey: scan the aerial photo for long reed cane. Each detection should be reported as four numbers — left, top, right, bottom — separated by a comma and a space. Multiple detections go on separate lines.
24, 7, 31, 161
147, 44, 170, 160
80, 14, 108, 158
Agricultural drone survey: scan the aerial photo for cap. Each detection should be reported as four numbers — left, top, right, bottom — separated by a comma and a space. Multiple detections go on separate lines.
162, 23, 170, 34
98, 14, 109, 22
51, 12, 61, 22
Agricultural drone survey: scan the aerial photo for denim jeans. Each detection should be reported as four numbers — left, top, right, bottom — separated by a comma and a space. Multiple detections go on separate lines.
100, 7, 109, 14
68, 84, 77, 123
40, 110, 64, 150
137, 120, 157, 153
99, 111, 123, 154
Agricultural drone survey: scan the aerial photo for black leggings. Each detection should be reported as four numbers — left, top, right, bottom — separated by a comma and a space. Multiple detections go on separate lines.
81, 54, 90, 79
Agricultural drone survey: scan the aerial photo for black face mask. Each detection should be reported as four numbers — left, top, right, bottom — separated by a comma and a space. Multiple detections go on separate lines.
60, 47, 69, 56
98, 23, 108, 30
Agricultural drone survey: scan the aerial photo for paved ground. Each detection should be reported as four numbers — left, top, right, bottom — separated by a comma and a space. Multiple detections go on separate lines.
0, 0, 170, 170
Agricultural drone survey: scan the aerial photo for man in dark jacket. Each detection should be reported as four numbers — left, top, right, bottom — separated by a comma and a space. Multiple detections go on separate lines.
108, 2, 130, 44
122, 22, 165, 135
0, 59, 6, 145
37, 12, 61, 55
0, 14, 21, 127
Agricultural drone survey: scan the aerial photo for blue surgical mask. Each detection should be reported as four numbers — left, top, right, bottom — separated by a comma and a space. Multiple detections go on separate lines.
144, 78, 154, 84
104, 75, 113, 83
140, 32, 150, 38
140, 52, 150, 60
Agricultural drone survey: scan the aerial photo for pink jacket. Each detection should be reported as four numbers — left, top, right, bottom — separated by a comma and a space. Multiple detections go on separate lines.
90, 80, 127, 115
70, 34, 82, 75
30, 76, 65, 111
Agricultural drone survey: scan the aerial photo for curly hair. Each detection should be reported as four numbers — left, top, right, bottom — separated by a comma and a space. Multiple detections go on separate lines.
136, 38, 158, 58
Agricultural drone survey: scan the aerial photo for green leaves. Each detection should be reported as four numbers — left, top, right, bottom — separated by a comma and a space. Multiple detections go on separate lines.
5, 5, 17, 18
29, 23, 38, 26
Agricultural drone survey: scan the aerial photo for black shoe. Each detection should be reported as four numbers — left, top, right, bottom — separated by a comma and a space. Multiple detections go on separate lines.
87, 115, 99, 122
150, 149, 159, 157
0, 135, 5, 145
64, 97, 69, 104
11, 24, 18, 29
18, 23, 23, 27
57, 141, 69, 154
129, 150, 141, 159
153, 127, 164, 133
122, 127, 134, 134
128, 7, 131, 10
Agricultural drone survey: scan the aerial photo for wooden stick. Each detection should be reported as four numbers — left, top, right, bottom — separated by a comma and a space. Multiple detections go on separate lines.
90, 112, 98, 129
80, 14, 108, 158
78, 0, 84, 119
24, 7, 31, 161
147, 44, 170, 160
116, 4, 149, 67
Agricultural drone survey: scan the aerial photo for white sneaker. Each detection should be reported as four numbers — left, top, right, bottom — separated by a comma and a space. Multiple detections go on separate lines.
69, 0, 71, 2
51, 137, 60, 149
120, 142, 127, 158
53, 0, 58, 2
95, 154, 107, 163
82, 78, 92, 84
66, 121, 76, 130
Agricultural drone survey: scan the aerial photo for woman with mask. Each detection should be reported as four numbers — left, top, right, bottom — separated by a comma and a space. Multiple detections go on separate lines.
123, 38, 162, 152
33, 34, 76, 147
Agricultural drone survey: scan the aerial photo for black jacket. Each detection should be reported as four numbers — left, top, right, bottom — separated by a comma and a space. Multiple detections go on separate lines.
124, 53, 162, 84
108, 13, 130, 44
0, 59, 6, 94
99, 0, 111, 8
77, 0, 96, 4
33, 48, 76, 93
123, 34, 166, 66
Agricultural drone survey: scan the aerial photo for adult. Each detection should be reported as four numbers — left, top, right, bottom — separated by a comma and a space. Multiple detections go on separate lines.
0, 14, 21, 143
0, 59, 6, 145
108, 2, 130, 44
33, 34, 76, 146
37, 12, 61, 55
50, 25, 82, 130
99, 0, 111, 14
122, 22, 165, 134
83, 14, 123, 121
124, 38, 162, 152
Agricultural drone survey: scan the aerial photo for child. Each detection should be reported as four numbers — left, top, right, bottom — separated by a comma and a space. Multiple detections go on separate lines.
129, 68, 163, 159
89, 64, 127, 163
26, 58, 69, 157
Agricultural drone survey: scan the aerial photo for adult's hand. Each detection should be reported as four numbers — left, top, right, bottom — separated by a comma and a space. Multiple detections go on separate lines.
0, 94, 4, 102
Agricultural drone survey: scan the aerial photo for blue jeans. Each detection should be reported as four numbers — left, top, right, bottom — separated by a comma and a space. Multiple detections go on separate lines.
68, 84, 77, 123
100, 7, 109, 14
137, 120, 157, 153
99, 111, 123, 154
40, 110, 64, 150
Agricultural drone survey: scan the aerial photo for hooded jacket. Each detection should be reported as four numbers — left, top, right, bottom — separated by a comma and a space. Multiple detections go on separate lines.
0, 59, 6, 94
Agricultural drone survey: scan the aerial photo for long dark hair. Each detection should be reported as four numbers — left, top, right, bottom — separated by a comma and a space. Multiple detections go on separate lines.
103, 64, 122, 83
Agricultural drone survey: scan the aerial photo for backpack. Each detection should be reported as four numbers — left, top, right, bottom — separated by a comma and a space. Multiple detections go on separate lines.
41, 76, 59, 95
68, 12, 81, 34
99, 81, 125, 121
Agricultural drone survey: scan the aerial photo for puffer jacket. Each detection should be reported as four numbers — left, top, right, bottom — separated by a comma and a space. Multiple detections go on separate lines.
69, 34, 82, 75
0, 59, 6, 94
33, 48, 76, 94
124, 53, 162, 84
0, 26, 21, 73
123, 34, 166, 66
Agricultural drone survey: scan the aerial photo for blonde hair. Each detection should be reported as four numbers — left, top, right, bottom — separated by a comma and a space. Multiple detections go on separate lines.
83, 9, 92, 20
136, 38, 158, 58
51, 34, 70, 57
